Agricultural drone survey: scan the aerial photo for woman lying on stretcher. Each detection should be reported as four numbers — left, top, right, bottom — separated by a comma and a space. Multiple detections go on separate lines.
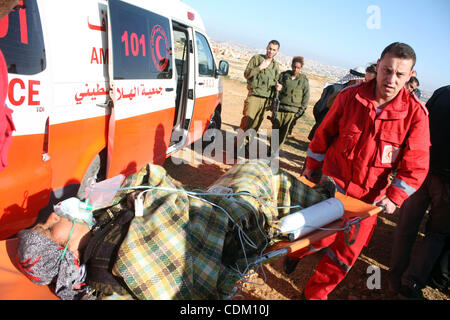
17, 197, 100, 300
17, 187, 152, 300
16, 161, 337, 300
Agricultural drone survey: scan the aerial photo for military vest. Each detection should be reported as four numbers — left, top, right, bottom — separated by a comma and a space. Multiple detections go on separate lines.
278, 71, 307, 111
248, 54, 279, 98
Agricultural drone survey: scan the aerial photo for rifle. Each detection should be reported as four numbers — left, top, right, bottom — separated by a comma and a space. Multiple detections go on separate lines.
267, 91, 280, 124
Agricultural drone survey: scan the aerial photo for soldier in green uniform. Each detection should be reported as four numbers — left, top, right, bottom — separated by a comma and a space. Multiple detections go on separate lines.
236, 40, 280, 157
271, 56, 310, 152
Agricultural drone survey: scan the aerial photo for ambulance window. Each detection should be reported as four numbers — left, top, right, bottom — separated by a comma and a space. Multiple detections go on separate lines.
195, 32, 214, 77
0, 0, 46, 75
173, 30, 187, 81
109, 0, 172, 80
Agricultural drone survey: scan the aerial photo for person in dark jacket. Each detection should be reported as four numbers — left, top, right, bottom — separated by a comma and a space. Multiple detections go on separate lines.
307, 67, 365, 141
365, 63, 377, 82
388, 85, 450, 299
406, 76, 421, 99
428, 236, 449, 294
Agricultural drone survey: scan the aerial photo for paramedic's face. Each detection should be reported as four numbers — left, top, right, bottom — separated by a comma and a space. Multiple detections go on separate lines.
376, 53, 414, 99
266, 43, 279, 59
32, 213, 73, 246
291, 62, 303, 77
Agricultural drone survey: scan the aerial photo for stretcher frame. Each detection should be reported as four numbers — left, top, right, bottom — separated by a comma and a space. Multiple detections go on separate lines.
259, 189, 382, 266
0, 178, 382, 300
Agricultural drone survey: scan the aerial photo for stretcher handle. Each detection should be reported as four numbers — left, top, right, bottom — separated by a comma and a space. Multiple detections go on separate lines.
345, 205, 384, 245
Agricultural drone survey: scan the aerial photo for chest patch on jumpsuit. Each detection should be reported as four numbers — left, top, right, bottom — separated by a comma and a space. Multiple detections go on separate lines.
381, 145, 400, 164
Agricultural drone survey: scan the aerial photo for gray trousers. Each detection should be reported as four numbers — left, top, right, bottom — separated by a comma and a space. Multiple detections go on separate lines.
389, 172, 450, 289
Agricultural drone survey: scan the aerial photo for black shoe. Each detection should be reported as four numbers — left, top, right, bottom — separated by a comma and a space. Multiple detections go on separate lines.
428, 278, 450, 295
283, 256, 299, 275
399, 284, 425, 300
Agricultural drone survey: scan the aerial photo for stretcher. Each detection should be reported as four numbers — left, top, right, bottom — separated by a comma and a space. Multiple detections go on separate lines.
259, 177, 382, 264
0, 177, 382, 300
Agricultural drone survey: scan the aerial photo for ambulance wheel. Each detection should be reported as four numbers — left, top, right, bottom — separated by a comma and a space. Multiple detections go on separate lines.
77, 150, 107, 200
202, 106, 222, 148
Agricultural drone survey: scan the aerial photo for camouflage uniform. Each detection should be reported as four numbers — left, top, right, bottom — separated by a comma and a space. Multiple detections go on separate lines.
237, 54, 279, 151
272, 70, 310, 149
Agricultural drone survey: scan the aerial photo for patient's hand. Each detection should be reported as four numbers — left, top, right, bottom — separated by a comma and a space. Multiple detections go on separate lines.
302, 168, 322, 184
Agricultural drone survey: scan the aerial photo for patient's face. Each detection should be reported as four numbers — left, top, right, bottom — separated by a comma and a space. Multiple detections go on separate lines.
32, 213, 73, 247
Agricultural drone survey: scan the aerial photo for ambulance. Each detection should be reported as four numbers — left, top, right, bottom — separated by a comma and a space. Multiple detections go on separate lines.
0, 0, 229, 239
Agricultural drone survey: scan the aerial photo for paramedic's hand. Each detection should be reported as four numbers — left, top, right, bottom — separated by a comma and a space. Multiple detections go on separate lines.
376, 197, 397, 215
302, 168, 314, 180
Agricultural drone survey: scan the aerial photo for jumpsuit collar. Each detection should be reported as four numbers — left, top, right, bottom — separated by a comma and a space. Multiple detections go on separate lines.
355, 79, 409, 120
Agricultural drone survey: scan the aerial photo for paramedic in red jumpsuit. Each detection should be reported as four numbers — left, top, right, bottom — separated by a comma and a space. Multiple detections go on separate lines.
0, 0, 18, 171
284, 42, 430, 300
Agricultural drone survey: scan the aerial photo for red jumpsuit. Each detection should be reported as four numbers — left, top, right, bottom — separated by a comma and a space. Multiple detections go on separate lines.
0, 49, 15, 171
289, 80, 430, 299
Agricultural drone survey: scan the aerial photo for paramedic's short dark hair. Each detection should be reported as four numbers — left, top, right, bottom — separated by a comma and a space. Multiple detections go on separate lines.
380, 42, 416, 68
268, 40, 280, 48
292, 56, 304, 66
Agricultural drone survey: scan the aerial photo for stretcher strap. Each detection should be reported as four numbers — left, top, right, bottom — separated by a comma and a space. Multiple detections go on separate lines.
344, 217, 361, 246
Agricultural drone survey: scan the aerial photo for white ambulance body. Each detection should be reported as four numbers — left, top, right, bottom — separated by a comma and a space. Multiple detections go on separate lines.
0, 0, 229, 239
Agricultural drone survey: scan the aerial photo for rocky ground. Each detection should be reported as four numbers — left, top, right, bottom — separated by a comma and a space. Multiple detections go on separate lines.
162, 74, 448, 301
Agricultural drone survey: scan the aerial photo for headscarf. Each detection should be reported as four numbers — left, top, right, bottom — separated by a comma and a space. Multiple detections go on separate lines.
333, 66, 366, 85
17, 229, 93, 300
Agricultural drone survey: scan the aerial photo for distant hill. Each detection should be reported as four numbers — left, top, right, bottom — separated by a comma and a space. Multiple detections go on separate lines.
211, 38, 431, 104
211, 39, 348, 83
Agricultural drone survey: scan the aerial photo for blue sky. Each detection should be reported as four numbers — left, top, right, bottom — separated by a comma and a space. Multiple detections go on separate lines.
183, 0, 450, 92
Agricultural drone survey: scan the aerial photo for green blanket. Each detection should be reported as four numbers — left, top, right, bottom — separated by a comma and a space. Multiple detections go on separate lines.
98, 160, 331, 299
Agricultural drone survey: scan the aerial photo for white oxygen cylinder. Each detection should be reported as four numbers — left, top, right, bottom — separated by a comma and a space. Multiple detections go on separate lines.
279, 197, 345, 241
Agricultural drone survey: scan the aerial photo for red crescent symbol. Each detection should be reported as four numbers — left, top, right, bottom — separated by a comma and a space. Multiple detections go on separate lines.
155, 35, 164, 61
150, 25, 169, 71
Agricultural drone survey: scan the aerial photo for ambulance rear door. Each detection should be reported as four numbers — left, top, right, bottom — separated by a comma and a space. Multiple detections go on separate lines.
166, 22, 195, 154
188, 30, 221, 145
106, 0, 176, 177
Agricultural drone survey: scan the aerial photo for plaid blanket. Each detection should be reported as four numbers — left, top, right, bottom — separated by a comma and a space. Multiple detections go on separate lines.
100, 160, 330, 299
